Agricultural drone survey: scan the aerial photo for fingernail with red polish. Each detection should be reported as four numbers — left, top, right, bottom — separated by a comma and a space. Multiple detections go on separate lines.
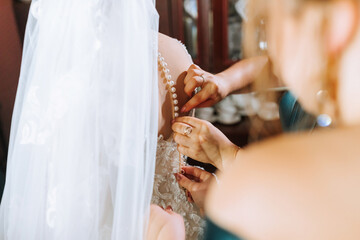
166, 206, 173, 211
181, 106, 187, 113
171, 119, 175, 124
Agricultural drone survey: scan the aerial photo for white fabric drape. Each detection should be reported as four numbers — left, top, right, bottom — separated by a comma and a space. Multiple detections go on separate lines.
0, 0, 159, 239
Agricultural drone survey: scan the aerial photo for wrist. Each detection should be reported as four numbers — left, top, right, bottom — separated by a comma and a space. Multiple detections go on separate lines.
217, 141, 239, 171
215, 73, 231, 99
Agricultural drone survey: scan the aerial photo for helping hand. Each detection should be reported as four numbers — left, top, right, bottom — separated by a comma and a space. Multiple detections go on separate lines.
181, 64, 228, 113
174, 166, 215, 215
172, 117, 240, 171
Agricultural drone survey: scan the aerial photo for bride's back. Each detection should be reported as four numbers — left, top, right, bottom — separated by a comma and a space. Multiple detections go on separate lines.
157, 33, 192, 139
154, 34, 204, 240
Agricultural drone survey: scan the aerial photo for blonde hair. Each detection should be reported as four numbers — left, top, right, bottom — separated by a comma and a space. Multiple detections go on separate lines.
242, 0, 359, 129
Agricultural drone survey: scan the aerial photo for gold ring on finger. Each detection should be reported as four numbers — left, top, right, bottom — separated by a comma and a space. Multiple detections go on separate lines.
183, 126, 193, 136
200, 74, 205, 88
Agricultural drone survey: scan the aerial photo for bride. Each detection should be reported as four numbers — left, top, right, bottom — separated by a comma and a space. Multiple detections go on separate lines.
154, 33, 204, 239
0, 0, 202, 239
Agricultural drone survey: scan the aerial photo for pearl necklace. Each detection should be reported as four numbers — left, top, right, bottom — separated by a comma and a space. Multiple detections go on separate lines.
158, 52, 185, 172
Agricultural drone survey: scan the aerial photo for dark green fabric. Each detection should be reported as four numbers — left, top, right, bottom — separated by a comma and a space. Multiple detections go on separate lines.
205, 218, 243, 240
279, 91, 317, 132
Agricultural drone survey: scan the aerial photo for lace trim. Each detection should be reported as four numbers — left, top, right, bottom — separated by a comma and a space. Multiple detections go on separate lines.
154, 41, 204, 240
153, 138, 205, 240
176, 39, 193, 63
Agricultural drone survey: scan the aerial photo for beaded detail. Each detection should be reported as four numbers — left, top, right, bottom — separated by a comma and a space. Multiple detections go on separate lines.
153, 45, 204, 240
158, 52, 186, 171
158, 52, 179, 119
177, 40, 193, 62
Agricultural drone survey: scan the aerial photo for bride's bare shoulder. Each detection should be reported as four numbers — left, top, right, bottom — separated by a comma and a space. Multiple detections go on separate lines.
158, 33, 193, 70
206, 127, 360, 239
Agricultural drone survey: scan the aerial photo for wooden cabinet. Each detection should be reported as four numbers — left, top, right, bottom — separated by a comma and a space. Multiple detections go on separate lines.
157, 0, 212, 70
213, 0, 244, 72
156, 0, 245, 73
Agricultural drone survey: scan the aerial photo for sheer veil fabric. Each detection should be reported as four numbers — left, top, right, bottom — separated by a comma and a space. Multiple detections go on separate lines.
0, 0, 159, 239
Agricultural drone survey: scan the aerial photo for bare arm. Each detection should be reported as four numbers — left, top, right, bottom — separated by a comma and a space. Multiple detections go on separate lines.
181, 55, 269, 112
218, 55, 269, 95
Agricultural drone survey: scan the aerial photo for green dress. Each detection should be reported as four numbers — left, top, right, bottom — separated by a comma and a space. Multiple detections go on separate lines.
205, 218, 242, 240
279, 91, 316, 132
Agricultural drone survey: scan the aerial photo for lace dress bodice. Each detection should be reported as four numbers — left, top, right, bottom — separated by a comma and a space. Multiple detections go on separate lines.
152, 135, 204, 239
153, 41, 204, 239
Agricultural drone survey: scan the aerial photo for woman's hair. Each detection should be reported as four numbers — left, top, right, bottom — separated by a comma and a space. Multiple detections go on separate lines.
242, 0, 346, 137
244, 0, 359, 135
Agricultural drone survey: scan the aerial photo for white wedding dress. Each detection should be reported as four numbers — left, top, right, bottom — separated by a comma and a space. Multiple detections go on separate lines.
152, 45, 205, 240
153, 135, 205, 240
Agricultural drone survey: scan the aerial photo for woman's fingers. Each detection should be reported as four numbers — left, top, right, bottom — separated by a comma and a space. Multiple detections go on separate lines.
177, 145, 194, 159
174, 135, 203, 161
173, 133, 192, 148
172, 117, 216, 164
172, 122, 195, 135
173, 116, 202, 128
184, 64, 202, 85
184, 76, 204, 97
174, 173, 199, 192
183, 64, 225, 112
177, 144, 209, 165
183, 172, 200, 182
181, 90, 212, 113
181, 166, 211, 181
186, 191, 194, 203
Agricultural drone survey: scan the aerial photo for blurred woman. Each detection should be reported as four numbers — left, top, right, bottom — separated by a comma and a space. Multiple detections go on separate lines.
153, 0, 360, 239
205, 0, 360, 239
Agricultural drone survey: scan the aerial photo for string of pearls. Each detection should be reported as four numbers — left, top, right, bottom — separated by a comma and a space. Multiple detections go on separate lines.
158, 52, 188, 172
158, 52, 179, 118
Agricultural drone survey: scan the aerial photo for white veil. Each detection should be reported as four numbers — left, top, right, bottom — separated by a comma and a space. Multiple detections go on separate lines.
0, 0, 159, 239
